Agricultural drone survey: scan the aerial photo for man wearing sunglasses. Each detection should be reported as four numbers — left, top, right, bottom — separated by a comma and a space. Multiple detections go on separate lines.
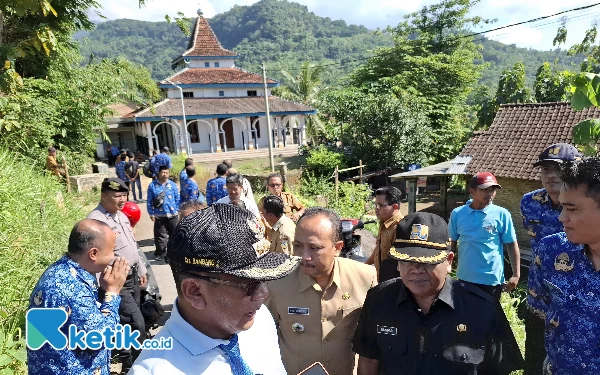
130, 203, 299, 374
259, 173, 305, 222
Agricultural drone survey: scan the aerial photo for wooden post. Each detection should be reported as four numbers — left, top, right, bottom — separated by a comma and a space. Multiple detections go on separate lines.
359, 160, 363, 184
62, 155, 71, 193
441, 176, 449, 220
406, 179, 417, 214
334, 165, 339, 203
279, 162, 288, 185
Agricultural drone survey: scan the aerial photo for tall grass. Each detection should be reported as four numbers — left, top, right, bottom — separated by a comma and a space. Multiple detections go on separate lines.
0, 148, 96, 373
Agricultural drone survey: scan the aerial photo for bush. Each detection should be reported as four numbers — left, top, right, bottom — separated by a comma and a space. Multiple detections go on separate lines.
300, 172, 372, 218
0, 148, 96, 374
305, 146, 346, 177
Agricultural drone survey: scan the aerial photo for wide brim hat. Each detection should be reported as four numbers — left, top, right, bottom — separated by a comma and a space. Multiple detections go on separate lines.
168, 203, 300, 281
389, 212, 450, 265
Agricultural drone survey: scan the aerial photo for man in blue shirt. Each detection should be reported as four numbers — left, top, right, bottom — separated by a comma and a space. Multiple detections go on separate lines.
528, 158, 600, 374
27, 219, 129, 375
150, 147, 173, 179
521, 143, 582, 375
205, 163, 228, 206
179, 158, 193, 185
147, 165, 180, 262
115, 154, 130, 200
449, 172, 520, 300
180, 166, 205, 205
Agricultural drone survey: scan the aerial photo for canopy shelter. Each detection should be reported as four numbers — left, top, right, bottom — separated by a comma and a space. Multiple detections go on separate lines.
390, 157, 471, 219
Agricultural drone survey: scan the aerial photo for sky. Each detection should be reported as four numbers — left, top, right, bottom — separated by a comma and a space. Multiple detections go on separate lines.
94, 0, 600, 51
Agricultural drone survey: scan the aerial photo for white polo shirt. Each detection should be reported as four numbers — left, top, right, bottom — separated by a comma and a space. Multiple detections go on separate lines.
129, 300, 286, 375
215, 196, 261, 219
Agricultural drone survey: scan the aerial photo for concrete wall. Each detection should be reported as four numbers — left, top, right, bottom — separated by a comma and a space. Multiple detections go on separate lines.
166, 87, 268, 99
176, 59, 236, 70
492, 177, 542, 251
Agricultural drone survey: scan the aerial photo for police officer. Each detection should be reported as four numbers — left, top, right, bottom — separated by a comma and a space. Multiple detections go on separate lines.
266, 207, 377, 375
87, 177, 147, 374
260, 195, 296, 256
353, 212, 523, 375
520, 143, 581, 375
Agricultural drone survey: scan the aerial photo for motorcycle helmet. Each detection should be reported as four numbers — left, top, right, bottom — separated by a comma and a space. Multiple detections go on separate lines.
122, 201, 141, 227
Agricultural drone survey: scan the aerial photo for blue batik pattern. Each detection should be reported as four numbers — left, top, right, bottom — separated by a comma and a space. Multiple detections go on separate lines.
181, 178, 205, 204
150, 153, 172, 177
179, 169, 188, 184
115, 161, 129, 182
147, 179, 180, 217
205, 176, 227, 206
521, 188, 563, 248
27, 255, 121, 375
527, 233, 600, 374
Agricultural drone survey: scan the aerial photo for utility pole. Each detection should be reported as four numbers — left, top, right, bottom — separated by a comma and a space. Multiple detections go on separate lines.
165, 79, 192, 156
262, 63, 275, 172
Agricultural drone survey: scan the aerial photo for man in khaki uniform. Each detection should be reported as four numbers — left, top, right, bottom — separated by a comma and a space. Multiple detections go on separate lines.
261, 195, 296, 255
45, 147, 65, 177
259, 173, 305, 220
266, 207, 377, 375
365, 186, 404, 282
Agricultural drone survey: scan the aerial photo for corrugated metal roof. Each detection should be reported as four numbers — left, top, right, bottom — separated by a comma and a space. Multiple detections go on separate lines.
446, 156, 472, 175
390, 156, 472, 180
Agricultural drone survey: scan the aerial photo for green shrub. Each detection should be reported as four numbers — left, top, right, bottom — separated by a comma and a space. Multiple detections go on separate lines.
0, 147, 94, 374
300, 172, 372, 218
305, 146, 346, 177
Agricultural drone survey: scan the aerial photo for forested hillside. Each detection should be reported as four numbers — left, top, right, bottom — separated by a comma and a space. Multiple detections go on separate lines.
77, 0, 583, 85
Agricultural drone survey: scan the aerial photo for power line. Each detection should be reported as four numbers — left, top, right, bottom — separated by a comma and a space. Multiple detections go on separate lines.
264, 2, 600, 74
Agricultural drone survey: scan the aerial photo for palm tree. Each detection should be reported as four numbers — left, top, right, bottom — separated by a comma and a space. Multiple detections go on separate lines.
278, 62, 326, 144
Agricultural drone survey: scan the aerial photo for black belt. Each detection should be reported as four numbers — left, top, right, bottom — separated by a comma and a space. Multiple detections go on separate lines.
127, 264, 139, 278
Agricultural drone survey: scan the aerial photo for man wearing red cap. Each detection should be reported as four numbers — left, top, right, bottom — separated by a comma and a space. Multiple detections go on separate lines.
448, 172, 520, 300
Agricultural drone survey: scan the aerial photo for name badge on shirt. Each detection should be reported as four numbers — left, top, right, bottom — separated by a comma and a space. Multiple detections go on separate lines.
377, 325, 397, 335
288, 307, 309, 315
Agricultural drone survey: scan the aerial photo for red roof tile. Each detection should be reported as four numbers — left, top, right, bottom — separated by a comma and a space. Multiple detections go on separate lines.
135, 97, 315, 118
182, 17, 237, 57
161, 68, 277, 85
460, 102, 600, 180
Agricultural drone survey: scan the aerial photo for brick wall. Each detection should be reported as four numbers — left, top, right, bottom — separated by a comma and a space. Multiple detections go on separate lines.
492, 177, 542, 251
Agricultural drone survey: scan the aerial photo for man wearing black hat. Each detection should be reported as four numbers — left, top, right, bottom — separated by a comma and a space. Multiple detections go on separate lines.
353, 212, 523, 375
130, 204, 299, 374
87, 178, 148, 373
520, 143, 582, 375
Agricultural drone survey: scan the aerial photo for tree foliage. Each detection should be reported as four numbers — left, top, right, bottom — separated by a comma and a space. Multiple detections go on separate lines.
534, 62, 574, 103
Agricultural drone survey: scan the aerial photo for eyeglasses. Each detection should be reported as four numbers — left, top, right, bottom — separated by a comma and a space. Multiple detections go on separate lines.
179, 271, 263, 296
374, 203, 392, 209
268, 183, 283, 188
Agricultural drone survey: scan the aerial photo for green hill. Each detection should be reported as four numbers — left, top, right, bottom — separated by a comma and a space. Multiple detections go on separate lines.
77, 0, 583, 86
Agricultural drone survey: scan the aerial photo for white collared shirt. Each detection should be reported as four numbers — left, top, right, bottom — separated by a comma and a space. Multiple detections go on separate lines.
215, 195, 261, 219
129, 300, 286, 375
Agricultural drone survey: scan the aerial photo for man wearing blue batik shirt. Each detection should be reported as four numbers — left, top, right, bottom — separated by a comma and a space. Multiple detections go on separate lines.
180, 166, 205, 205
147, 165, 180, 262
150, 147, 172, 179
28, 220, 129, 375
179, 158, 193, 185
528, 158, 600, 375
449, 172, 520, 300
520, 143, 582, 375
205, 163, 228, 206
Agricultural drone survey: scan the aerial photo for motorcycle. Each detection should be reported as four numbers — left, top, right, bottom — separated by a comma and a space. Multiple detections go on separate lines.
137, 249, 164, 339
339, 218, 377, 262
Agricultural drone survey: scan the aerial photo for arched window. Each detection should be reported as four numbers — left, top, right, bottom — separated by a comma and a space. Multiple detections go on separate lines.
188, 123, 200, 143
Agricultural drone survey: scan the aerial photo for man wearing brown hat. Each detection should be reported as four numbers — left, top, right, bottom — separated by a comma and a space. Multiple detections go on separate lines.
448, 172, 520, 300
266, 207, 377, 375
353, 212, 523, 375
130, 204, 298, 374
87, 177, 147, 373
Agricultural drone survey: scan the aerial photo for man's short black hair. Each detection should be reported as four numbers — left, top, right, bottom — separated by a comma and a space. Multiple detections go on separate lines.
184, 158, 194, 167
226, 173, 244, 186
159, 165, 170, 172
127, 151, 134, 159
67, 220, 111, 255
185, 166, 196, 178
263, 195, 285, 217
297, 207, 342, 243
375, 186, 402, 205
216, 163, 228, 176
561, 158, 600, 205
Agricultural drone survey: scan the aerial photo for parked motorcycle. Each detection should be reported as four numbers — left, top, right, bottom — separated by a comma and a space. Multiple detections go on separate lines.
137, 249, 164, 338
339, 218, 377, 262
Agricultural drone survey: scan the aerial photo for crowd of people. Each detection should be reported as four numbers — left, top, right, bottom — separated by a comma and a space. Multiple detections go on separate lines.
27, 143, 600, 375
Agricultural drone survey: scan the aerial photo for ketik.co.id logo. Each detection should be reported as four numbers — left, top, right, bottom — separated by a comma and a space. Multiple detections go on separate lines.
27, 308, 172, 351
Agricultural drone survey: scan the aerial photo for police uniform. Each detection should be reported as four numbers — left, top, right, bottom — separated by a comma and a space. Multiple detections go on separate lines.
353, 212, 523, 375
374, 211, 404, 282
527, 233, 600, 374
269, 215, 296, 256
521, 143, 582, 375
266, 257, 377, 375
87, 178, 147, 370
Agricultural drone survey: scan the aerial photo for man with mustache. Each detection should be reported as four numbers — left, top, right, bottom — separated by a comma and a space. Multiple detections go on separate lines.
527, 158, 600, 374
130, 203, 298, 374
266, 207, 377, 375
353, 212, 523, 375
448, 172, 520, 300
520, 143, 581, 375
